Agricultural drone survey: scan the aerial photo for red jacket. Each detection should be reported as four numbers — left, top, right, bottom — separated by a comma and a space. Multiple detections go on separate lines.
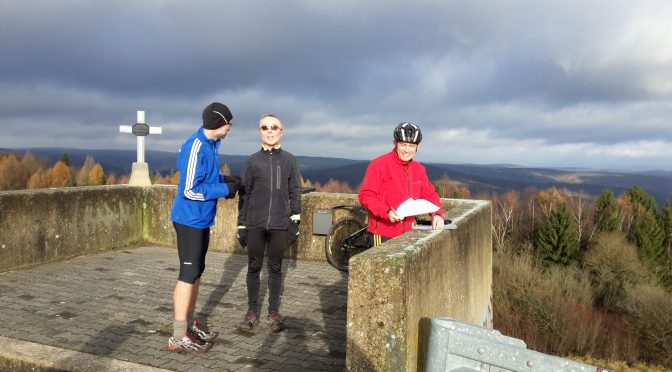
358, 149, 443, 238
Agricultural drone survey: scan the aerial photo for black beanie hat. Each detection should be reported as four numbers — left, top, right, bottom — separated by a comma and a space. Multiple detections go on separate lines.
202, 102, 233, 129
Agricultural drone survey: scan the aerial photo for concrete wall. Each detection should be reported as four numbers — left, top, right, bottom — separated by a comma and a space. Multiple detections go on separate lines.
0, 186, 493, 371
346, 199, 493, 372
0, 187, 369, 271
144, 188, 365, 260
0, 186, 144, 272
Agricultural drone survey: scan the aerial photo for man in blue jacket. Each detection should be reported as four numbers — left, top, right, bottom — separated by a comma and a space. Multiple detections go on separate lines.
168, 102, 240, 353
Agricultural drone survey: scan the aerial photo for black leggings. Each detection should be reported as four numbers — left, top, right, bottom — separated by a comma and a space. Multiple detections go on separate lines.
173, 222, 210, 284
246, 228, 287, 313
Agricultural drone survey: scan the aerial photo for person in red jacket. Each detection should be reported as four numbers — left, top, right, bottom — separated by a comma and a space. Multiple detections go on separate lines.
358, 122, 444, 245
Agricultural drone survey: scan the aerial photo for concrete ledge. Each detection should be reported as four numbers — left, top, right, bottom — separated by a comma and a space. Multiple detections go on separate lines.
0, 336, 169, 372
346, 199, 492, 372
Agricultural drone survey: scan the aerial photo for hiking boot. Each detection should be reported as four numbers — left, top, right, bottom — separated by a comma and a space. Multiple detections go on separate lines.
189, 320, 218, 342
167, 335, 213, 353
268, 311, 285, 332
238, 310, 260, 331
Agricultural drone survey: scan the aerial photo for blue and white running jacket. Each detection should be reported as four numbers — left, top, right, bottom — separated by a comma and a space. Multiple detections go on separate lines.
170, 128, 232, 229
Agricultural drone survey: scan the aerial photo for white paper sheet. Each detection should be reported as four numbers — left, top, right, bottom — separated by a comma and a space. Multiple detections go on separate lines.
395, 198, 440, 218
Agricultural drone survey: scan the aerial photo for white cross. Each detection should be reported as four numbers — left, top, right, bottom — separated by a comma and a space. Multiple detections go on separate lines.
119, 111, 162, 163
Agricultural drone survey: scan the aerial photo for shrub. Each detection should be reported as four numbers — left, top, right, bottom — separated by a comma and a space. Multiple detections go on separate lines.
583, 232, 645, 310
494, 250, 643, 363
624, 284, 672, 367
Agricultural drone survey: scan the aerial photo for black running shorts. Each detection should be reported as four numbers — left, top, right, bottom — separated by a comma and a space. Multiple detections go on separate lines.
172, 222, 210, 284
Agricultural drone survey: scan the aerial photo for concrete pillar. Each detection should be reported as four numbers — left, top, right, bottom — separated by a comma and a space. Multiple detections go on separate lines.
128, 162, 152, 186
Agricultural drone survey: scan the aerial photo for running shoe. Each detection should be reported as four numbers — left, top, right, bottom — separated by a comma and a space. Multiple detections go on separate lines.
167, 335, 212, 353
238, 310, 260, 331
268, 311, 285, 332
190, 320, 218, 341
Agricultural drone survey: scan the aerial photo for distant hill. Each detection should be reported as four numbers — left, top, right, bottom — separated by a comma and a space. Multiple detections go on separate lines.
2, 147, 671, 206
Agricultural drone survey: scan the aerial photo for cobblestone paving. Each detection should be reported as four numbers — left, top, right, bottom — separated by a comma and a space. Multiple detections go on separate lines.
0, 247, 349, 371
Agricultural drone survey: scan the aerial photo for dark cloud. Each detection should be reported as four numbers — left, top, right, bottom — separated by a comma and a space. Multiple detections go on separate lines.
1, 0, 671, 170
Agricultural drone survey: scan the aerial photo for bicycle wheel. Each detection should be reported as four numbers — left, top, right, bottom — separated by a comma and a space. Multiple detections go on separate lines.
324, 217, 368, 272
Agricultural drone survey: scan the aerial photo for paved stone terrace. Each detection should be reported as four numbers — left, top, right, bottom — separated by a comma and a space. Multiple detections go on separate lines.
0, 247, 349, 371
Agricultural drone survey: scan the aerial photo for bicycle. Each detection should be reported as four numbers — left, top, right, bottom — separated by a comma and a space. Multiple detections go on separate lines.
324, 205, 372, 272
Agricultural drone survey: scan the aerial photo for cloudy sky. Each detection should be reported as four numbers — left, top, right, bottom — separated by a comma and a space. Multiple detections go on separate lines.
1, 0, 671, 171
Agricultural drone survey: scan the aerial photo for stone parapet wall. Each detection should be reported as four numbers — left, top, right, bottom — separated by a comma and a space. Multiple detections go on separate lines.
0, 187, 369, 271
143, 188, 361, 260
0, 186, 144, 272
0, 187, 493, 371
346, 199, 492, 372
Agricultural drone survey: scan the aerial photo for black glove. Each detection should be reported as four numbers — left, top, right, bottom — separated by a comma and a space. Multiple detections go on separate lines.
224, 175, 242, 183
236, 226, 247, 248
287, 219, 300, 244
224, 175, 242, 199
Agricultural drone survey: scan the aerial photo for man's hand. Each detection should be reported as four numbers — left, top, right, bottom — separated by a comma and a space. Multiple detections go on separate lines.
236, 226, 247, 247
224, 175, 242, 199
388, 208, 402, 223
431, 214, 445, 230
287, 214, 300, 244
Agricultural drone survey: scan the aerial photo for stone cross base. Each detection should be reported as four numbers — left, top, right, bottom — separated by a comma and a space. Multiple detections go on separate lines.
128, 162, 152, 186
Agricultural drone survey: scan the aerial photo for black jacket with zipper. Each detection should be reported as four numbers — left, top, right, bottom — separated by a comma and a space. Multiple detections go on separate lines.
237, 147, 302, 230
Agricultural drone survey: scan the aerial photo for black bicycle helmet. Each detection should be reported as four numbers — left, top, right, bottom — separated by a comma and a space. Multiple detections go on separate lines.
393, 122, 422, 144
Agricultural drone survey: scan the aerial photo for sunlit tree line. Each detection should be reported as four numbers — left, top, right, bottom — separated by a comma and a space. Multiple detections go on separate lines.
0, 152, 127, 190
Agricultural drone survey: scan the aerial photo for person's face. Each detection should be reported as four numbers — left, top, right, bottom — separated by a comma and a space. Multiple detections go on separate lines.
213, 122, 232, 140
394, 140, 418, 161
259, 116, 283, 147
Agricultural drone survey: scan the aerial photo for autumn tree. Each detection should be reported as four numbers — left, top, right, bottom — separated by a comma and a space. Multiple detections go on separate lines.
18, 151, 44, 188
534, 202, 579, 266
617, 194, 636, 234
434, 173, 471, 199
105, 173, 118, 185
0, 154, 22, 190
535, 187, 565, 220
435, 173, 452, 197
492, 190, 520, 252
44, 161, 72, 187
88, 163, 106, 185
220, 163, 231, 176
318, 178, 353, 193
169, 171, 180, 185
75, 156, 96, 186
27, 170, 48, 189
519, 187, 539, 244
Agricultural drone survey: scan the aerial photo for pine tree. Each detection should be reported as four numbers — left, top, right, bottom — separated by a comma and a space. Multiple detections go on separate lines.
657, 203, 672, 289
660, 203, 672, 252
626, 185, 658, 215
632, 207, 665, 269
534, 202, 579, 266
593, 189, 620, 232
59, 153, 71, 167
